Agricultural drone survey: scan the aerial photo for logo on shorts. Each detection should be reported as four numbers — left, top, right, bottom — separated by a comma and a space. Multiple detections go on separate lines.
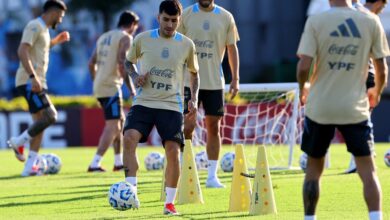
161, 47, 169, 59
174, 132, 182, 140
218, 107, 224, 113
203, 20, 210, 31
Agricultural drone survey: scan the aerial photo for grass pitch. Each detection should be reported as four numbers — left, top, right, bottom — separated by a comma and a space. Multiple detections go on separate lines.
0, 144, 389, 220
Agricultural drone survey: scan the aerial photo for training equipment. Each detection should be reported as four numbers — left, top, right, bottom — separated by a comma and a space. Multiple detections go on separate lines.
144, 152, 164, 171
229, 144, 251, 212
195, 151, 208, 170
249, 146, 277, 215
108, 181, 139, 211
33, 155, 48, 175
220, 152, 235, 172
192, 83, 303, 169
177, 140, 204, 204
42, 153, 62, 174
384, 149, 390, 167
299, 153, 307, 172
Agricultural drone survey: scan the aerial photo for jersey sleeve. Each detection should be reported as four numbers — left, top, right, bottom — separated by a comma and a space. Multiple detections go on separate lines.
371, 16, 390, 59
297, 17, 317, 58
186, 41, 199, 74
226, 13, 240, 46
21, 22, 40, 46
126, 35, 141, 63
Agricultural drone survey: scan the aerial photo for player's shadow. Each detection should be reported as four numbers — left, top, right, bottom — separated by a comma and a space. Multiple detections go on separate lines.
0, 189, 107, 200
0, 174, 25, 180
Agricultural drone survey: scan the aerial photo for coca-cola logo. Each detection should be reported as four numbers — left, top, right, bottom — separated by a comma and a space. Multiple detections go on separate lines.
193, 39, 214, 48
149, 66, 175, 78
328, 44, 358, 55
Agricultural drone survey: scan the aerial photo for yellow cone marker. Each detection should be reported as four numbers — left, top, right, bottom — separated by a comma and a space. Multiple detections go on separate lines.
176, 140, 204, 204
249, 145, 277, 215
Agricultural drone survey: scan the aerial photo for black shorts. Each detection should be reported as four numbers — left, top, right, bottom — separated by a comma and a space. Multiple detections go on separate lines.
301, 116, 374, 158
123, 105, 184, 147
184, 87, 224, 116
98, 95, 123, 120
17, 85, 51, 113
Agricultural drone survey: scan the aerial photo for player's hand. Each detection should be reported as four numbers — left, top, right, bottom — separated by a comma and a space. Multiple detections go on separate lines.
136, 72, 149, 87
55, 31, 70, 44
31, 77, 42, 93
229, 79, 239, 100
368, 88, 380, 109
299, 82, 310, 105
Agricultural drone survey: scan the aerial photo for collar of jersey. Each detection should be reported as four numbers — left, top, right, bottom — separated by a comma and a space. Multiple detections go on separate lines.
193, 3, 221, 14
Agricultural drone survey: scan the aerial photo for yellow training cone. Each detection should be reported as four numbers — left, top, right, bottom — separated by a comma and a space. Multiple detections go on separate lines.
229, 144, 252, 212
176, 140, 204, 204
160, 157, 167, 201
249, 145, 277, 215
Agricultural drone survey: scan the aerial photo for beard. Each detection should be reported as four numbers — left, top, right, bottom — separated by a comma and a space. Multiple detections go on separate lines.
51, 21, 59, 30
199, 0, 212, 8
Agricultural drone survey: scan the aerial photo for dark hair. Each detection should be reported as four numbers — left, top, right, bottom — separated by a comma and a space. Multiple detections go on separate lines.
159, 0, 182, 16
366, 0, 387, 3
43, 0, 67, 12
117, 11, 139, 28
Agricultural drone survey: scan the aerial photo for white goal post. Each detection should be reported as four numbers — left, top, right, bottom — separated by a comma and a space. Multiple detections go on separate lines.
192, 83, 304, 169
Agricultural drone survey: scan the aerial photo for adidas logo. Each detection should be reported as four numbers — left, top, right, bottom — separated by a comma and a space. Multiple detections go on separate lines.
330, 18, 361, 38
174, 132, 182, 140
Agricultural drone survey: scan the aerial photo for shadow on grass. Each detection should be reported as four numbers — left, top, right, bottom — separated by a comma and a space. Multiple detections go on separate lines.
0, 174, 24, 180
0, 189, 107, 200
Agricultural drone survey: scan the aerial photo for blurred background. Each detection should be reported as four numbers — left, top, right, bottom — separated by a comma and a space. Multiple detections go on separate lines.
1, 0, 390, 146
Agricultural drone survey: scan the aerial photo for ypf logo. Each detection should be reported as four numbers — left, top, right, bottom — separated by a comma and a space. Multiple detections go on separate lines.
161, 47, 169, 59
203, 20, 210, 31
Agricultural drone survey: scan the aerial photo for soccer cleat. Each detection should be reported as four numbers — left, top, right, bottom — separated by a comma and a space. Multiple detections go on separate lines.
206, 177, 225, 188
87, 166, 106, 172
7, 138, 25, 162
113, 165, 124, 171
163, 203, 179, 215
21, 165, 38, 177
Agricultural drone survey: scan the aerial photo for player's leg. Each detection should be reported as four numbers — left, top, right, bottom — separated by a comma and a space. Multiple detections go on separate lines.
202, 89, 225, 188
123, 105, 154, 190
88, 97, 122, 172
155, 109, 183, 215
301, 117, 334, 218
339, 120, 382, 219
112, 126, 124, 171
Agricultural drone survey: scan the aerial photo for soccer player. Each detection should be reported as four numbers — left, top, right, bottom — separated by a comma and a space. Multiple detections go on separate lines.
7, 0, 69, 177
344, 0, 388, 174
87, 11, 139, 172
123, 0, 199, 215
178, 0, 240, 188
297, 0, 389, 219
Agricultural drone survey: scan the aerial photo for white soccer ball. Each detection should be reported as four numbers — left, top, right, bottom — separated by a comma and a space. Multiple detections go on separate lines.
144, 152, 164, 171
108, 181, 139, 211
42, 153, 62, 174
220, 152, 235, 172
384, 149, 390, 167
299, 153, 308, 171
32, 155, 48, 175
195, 151, 208, 170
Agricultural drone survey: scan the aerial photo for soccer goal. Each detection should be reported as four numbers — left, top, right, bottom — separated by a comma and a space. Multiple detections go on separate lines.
192, 83, 304, 170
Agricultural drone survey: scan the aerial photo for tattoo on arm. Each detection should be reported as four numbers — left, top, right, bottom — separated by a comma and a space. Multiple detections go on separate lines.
124, 60, 139, 87
190, 73, 199, 100
303, 180, 319, 215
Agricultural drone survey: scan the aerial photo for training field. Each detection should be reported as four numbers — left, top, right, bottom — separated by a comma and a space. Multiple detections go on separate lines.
0, 144, 389, 220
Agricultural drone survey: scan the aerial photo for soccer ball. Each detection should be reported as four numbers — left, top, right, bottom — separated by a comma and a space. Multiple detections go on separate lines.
42, 153, 62, 174
195, 151, 208, 170
108, 181, 139, 211
144, 152, 164, 171
220, 152, 235, 172
32, 155, 48, 175
384, 149, 390, 167
299, 153, 308, 171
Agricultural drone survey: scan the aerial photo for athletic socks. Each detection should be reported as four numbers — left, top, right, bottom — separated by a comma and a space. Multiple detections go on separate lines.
90, 154, 102, 168
165, 187, 177, 205
114, 154, 123, 166
369, 211, 382, 220
16, 130, 32, 146
207, 160, 218, 179
125, 177, 137, 188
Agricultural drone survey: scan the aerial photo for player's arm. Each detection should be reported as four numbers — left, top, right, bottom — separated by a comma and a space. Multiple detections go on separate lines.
296, 54, 313, 105
118, 35, 136, 96
17, 42, 41, 92
88, 48, 97, 81
50, 31, 70, 48
370, 58, 388, 107
227, 44, 240, 99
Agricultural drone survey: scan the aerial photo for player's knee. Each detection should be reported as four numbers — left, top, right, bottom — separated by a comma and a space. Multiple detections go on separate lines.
43, 107, 57, 125
123, 133, 138, 151
207, 124, 220, 136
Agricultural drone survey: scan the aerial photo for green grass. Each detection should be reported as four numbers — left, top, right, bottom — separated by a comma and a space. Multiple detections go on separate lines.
0, 144, 389, 220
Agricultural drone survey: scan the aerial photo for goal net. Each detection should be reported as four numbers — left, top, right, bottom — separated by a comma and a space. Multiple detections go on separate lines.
192, 83, 304, 170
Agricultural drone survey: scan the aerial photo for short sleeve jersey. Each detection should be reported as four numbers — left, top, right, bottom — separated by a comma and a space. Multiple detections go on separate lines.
297, 7, 390, 124
15, 17, 50, 88
93, 30, 129, 98
126, 29, 199, 113
178, 3, 239, 90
